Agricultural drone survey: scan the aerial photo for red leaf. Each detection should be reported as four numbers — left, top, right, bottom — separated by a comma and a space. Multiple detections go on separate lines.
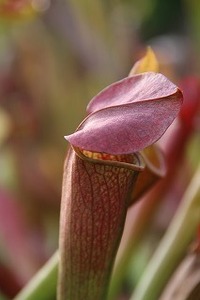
66, 72, 183, 154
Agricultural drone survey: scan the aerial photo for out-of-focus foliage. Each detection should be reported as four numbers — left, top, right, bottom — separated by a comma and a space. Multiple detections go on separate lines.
0, 0, 200, 299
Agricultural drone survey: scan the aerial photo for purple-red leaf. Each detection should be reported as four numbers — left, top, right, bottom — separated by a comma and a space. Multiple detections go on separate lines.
87, 72, 180, 113
58, 148, 143, 299
66, 72, 183, 154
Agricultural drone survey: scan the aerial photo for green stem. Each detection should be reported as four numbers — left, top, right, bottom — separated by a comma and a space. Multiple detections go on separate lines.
14, 251, 58, 300
130, 165, 200, 300
0, 292, 8, 300
108, 195, 160, 300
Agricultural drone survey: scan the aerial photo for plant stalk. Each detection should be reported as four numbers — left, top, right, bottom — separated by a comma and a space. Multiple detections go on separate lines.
13, 251, 58, 300
130, 165, 200, 300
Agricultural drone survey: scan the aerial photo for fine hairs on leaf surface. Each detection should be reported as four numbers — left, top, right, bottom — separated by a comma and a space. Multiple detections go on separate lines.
66, 72, 183, 154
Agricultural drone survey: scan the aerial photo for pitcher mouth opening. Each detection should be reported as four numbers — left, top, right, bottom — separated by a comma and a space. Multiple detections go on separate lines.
72, 146, 145, 172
